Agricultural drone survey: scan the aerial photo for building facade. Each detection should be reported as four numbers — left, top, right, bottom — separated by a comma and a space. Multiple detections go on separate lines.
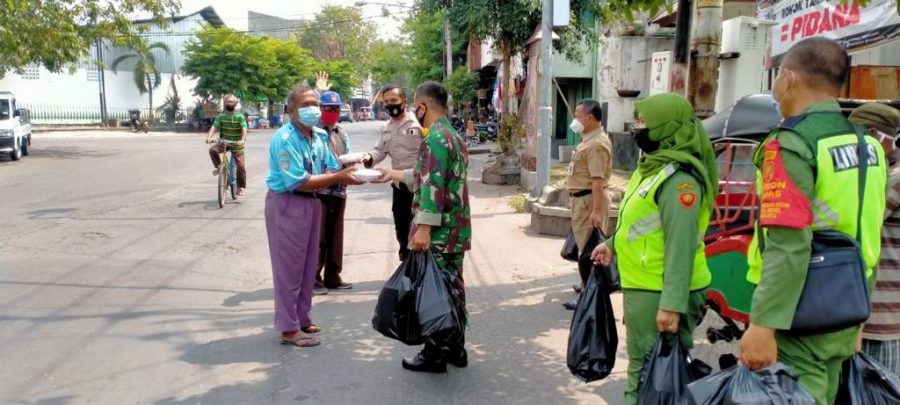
0, 7, 224, 124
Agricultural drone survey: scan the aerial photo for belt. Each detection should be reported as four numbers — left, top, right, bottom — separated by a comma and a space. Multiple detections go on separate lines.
569, 189, 592, 197
292, 190, 319, 199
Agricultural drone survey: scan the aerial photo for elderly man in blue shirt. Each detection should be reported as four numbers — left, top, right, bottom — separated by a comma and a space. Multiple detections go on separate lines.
265, 85, 361, 347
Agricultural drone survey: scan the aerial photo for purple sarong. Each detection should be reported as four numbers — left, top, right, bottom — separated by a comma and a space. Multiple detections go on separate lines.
265, 190, 322, 332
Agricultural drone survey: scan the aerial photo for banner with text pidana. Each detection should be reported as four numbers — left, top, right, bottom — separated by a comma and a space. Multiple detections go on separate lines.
759, 0, 900, 57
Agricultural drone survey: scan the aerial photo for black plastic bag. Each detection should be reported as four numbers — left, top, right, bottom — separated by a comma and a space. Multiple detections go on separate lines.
561, 230, 579, 262
837, 352, 900, 405
566, 268, 618, 382
372, 251, 461, 345
576, 230, 621, 293
415, 252, 462, 339
688, 363, 815, 405
637, 334, 708, 404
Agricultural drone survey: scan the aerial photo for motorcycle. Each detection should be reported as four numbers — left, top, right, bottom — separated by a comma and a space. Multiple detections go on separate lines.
128, 109, 149, 133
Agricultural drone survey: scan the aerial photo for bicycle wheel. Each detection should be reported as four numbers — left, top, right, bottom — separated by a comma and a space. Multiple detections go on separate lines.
217, 159, 227, 208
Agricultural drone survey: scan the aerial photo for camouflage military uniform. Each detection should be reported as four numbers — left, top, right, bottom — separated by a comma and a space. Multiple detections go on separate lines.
406, 116, 472, 331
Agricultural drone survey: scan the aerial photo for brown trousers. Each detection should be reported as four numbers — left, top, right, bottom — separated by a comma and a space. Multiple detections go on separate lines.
209, 144, 246, 188
317, 195, 346, 286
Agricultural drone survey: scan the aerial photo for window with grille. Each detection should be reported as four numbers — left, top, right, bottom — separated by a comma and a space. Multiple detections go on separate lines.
21, 64, 40, 80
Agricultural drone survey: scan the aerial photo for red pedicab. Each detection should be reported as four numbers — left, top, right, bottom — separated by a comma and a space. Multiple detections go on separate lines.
700, 94, 783, 343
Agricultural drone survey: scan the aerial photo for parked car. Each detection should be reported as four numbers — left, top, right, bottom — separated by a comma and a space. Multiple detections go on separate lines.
359, 106, 373, 121
340, 105, 353, 123
0, 91, 32, 161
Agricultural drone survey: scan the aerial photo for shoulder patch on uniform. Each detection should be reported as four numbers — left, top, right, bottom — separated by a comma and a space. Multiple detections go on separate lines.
676, 182, 695, 191
281, 160, 290, 171
679, 191, 697, 208
759, 140, 813, 229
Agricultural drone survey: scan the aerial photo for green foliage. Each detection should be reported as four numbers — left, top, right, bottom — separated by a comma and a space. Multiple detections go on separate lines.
182, 26, 314, 103
369, 39, 414, 88
421, 0, 601, 64
400, 10, 467, 85
308, 59, 359, 101
157, 94, 182, 112
0, 0, 179, 78
110, 39, 169, 112
110, 40, 169, 94
296, 5, 377, 81
444, 67, 479, 111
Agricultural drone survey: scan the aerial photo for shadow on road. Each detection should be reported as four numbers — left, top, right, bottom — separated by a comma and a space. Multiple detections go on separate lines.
24, 146, 119, 160
177, 200, 230, 211
151, 275, 632, 404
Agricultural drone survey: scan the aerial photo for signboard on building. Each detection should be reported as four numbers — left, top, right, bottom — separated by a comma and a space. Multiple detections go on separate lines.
761, 0, 900, 57
649, 51, 672, 96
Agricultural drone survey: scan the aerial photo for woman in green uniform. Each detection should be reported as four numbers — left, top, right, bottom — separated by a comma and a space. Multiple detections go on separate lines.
592, 93, 718, 405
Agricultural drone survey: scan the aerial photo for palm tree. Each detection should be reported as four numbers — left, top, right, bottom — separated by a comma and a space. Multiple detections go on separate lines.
110, 40, 171, 120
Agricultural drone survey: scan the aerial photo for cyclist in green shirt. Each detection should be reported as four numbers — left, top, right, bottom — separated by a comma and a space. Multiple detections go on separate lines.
206, 94, 249, 196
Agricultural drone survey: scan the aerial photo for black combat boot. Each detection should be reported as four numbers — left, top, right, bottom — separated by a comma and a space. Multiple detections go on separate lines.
401, 344, 446, 373
443, 346, 468, 368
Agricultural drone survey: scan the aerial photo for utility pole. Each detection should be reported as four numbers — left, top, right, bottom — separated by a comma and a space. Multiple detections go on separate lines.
95, 37, 108, 127
444, 17, 453, 78
671, 0, 693, 94
535, 0, 553, 196
687, 0, 723, 118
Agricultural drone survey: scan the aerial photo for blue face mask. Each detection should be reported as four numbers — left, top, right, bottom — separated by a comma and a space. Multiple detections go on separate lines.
297, 106, 321, 128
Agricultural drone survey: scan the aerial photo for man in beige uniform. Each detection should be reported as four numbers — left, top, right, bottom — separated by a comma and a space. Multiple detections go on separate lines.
563, 99, 613, 309
363, 85, 424, 261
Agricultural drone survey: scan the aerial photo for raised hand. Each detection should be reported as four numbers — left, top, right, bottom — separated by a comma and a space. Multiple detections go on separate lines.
315, 71, 331, 93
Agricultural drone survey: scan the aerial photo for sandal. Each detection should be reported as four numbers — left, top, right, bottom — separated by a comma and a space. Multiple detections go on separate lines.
281, 334, 320, 347
301, 324, 321, 334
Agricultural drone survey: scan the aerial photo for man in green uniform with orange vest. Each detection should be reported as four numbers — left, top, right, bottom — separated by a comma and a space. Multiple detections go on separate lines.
592, 93, 718, 404
207, 94, 249, 196
739, 37, 888, 404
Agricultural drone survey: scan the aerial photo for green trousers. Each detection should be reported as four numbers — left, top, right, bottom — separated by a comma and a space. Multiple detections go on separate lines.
623, 289, 707, 405
776, 326, 858, 405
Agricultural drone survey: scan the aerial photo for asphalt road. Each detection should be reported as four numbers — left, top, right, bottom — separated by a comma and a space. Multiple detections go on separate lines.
0, 121, 736, 405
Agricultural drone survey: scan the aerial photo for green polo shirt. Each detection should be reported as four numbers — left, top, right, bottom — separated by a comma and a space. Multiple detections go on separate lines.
213, 111, 248, 150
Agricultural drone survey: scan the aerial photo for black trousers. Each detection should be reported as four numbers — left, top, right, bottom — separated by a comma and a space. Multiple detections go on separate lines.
317, 195, 346, 286
392, 183, 414, 261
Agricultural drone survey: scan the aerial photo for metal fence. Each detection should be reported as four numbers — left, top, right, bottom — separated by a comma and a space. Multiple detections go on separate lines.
20, 104, 191, 125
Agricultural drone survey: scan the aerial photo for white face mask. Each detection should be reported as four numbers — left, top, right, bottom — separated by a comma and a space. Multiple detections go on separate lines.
569, 119, 585, 134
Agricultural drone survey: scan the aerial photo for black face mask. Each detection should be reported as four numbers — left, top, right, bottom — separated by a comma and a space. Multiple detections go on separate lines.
632, 127, 660, 154
385, 103, 404, 118
415, 104, 427, 127
225, 105, 236, 112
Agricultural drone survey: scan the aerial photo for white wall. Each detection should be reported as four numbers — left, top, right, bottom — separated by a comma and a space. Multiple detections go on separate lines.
851, 40, 900, 66
598, 36, 675, 132
0, 66, 193, 123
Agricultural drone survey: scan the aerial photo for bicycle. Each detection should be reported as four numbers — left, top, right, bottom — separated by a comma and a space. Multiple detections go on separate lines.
212, 139, 239, 208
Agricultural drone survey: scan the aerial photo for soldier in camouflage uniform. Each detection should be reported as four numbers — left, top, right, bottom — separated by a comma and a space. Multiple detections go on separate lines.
376, 81, 472, 373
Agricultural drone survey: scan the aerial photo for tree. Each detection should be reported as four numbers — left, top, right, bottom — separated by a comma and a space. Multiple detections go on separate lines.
295, 6, 378, 81
307, 59, 359, 102
0, 0, 179, 78
422, 0, 601, 115
110, 40, 170, 116
369, 39, 414, 89
400, 10, 467, 86
182, 26, 314, 103
444, 67, 479, 114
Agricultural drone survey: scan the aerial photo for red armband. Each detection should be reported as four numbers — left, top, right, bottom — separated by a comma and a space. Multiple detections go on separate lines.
759, 140, 812, 229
